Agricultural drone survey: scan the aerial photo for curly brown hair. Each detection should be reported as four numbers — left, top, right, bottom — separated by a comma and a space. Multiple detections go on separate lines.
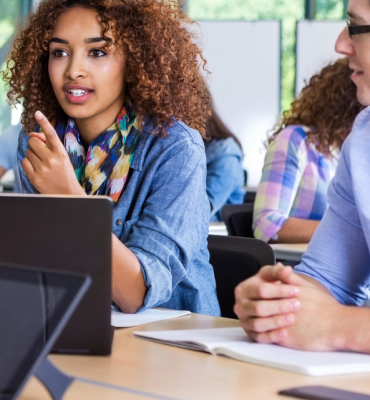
2, 0, 210, 137
269, 57, 364, 154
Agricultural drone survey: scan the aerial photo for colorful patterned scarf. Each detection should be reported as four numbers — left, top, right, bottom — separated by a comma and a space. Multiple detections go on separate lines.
54, 103, 140, 203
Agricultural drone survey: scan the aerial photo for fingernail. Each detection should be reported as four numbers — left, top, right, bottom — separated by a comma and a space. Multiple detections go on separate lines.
290, 300, 301, 311
35, 111, 44, 120
284, 314, 294, 324
290, 287, 300, 296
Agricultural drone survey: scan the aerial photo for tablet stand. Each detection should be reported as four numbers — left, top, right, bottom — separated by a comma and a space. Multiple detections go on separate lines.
35, 359, 74, 400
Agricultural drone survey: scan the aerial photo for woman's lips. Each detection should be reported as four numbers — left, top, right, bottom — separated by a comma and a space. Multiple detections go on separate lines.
352, 71, 364, 81
64, 89, 93, 104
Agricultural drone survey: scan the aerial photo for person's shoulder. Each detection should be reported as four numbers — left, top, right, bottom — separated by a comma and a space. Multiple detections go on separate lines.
274, 125, 308, 145
206, 137, 242, 159
337, 108, 370, 157
344, 107, 370, 146
142, 118, 205, 152
133, 118, 206, 170
267, 125, 309, 159
167, 119, 205, 150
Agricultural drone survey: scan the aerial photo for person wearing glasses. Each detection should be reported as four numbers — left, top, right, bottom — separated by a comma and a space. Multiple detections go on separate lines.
253, 58, 363, 243
234, 0, 370, 353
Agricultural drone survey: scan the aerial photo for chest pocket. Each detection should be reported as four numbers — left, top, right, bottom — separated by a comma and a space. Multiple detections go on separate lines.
119, 216, 140, 243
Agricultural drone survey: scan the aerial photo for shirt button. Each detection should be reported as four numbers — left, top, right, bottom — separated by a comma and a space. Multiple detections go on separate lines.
116, 219, 123, 226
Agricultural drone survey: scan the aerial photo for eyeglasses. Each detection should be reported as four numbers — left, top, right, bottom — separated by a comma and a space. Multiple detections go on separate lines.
347, 20, 370, 39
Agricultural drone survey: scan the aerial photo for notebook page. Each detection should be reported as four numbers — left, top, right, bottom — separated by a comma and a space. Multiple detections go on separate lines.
133, 327, 370, 376
132, 327, 252, 353
217, 341, 370, 376
112, 308, 191, 328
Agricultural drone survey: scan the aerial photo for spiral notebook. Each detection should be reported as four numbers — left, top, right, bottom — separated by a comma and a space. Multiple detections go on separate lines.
133, 327, 370, 377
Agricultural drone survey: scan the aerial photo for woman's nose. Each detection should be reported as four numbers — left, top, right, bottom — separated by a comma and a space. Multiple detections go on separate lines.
66, 54, 87, 80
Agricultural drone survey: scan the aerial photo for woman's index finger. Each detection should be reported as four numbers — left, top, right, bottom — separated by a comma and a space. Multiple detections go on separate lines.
34, 111, 60, 148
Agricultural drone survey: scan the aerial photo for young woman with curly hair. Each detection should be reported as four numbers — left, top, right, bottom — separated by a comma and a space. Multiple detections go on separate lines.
253, 57, 364, 243
3, 0, 220, 315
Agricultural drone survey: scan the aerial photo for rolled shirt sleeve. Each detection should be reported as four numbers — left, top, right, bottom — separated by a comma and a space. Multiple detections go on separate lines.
295, 108, 370, 305
253, 126, 307, 242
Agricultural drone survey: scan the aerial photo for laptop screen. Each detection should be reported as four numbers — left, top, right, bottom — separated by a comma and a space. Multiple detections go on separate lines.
0, 264, 88, 400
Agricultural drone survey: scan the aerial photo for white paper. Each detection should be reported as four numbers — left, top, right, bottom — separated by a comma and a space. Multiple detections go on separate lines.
133, 327, 370, 376
112, 308, 191, 328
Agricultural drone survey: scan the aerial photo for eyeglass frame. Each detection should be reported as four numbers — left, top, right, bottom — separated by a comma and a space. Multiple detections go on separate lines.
347, 20, 370, 39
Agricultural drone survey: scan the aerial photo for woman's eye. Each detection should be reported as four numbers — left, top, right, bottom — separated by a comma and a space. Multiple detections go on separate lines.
52, 49, 68, 58
90, 49, 106, 58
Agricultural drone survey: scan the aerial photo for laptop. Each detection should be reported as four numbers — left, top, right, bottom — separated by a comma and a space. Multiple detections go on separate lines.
0, 195, 113, 355
0, 262, 90, 400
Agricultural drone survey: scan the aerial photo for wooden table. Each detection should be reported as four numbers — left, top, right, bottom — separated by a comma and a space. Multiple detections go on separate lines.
270, 243, 308, 262
20, 313, 370, 400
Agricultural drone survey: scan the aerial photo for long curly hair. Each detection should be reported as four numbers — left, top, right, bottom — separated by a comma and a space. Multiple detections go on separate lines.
269, 57, 364, 154
2, 0, 211, 137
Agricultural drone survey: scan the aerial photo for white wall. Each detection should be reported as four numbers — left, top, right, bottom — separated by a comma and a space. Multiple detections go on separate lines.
295, 20, 345, 95
198, 21, 281, 187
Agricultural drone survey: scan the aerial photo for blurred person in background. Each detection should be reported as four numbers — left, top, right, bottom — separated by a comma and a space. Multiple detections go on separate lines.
253, 58, 364, 243
0, 124, 22, 192
205, 109, 245, 222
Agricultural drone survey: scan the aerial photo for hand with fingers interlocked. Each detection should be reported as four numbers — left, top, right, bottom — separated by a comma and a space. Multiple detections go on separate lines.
234, 263, 347, 351
22, 111, 86, 196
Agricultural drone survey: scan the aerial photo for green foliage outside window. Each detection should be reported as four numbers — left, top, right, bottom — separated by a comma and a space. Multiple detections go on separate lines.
189, 0, 344, 113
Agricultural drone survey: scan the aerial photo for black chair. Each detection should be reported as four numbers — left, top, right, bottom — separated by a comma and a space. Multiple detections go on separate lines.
208, 235, 275, 319
244, 190, 256, 203
221, 203, 254, 237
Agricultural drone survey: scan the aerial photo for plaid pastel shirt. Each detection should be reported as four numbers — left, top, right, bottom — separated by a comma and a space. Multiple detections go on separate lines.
253, 125, 338, 242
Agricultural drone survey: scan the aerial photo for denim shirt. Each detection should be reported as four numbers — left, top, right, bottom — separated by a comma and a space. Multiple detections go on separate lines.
205, 138, 245, 222
17, 118, 221, 316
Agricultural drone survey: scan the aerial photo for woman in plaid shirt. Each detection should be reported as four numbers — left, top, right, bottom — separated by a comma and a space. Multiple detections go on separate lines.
253, 58, 363, 243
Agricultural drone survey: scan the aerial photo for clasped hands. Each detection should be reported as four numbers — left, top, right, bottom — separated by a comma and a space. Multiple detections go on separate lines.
234, 263, 347, 351
22, 111, 85, 196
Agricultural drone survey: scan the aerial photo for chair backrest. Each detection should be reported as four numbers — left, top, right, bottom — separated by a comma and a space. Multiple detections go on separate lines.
221, 203, 254, 237
244, 190, 256, 204
208, 235, 275, 319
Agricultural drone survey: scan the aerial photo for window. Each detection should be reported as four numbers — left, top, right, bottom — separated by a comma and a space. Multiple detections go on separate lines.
188, 0, 345, 112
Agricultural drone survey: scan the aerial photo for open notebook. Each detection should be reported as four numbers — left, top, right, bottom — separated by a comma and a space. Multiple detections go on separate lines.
132, 327, 370, 377
112, 308, 190, 328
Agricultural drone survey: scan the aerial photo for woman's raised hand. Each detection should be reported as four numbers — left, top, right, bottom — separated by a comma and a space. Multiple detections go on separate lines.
22, 111, 86, 196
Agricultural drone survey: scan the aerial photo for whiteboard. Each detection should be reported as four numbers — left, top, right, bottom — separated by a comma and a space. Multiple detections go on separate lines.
198, 21, 281, 187
296, 20, 346, 95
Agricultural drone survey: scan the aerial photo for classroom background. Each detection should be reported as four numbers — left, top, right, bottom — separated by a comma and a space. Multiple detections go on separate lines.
0, 0, 348, 188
